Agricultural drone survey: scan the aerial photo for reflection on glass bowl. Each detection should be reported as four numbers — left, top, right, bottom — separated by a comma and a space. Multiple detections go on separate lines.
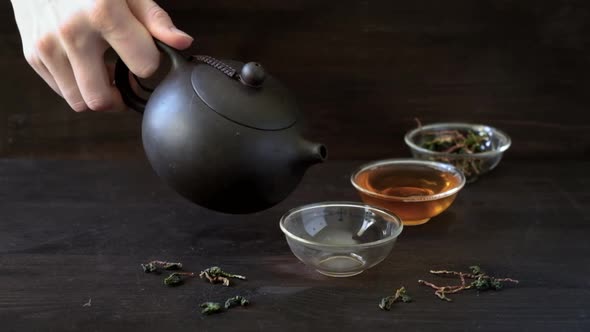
404, 122, 511, 183
280, 202, 403, 277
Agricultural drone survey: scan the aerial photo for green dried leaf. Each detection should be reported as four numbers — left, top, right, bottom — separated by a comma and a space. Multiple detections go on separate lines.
160, 262, 182, 270
199, 267, 247, 287
200, 266, 246, 281
141, 263, 158, 273
141, 261, 182, 273
417, 127, 492, 179
379, 296, 396, 311
200, 302, 223, 315
400, 293, 412, 303
470, 265, 483, 275
490, 278, 503, 290
379, 286, 411, 311
205, 266, 223, 276
224, 296, 249, 309
163, 273, 184, 286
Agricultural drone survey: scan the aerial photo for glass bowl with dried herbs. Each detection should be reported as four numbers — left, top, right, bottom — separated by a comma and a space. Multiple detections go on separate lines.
404, 122, 511, 183
280, 202, 403, 277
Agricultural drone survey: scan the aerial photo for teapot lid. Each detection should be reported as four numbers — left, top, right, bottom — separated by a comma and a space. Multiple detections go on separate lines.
191, 57, 297, 130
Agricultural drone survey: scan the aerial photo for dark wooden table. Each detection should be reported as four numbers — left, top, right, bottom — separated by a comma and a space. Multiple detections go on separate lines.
1, 159, 588, 331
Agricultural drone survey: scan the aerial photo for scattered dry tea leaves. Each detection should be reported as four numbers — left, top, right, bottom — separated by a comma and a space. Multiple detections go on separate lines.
199, 266, 247, 287
200, 302, 224, 315
141, 261, 251, 316
200, 295, 250, 315
418, 265, 519, 301
224, 296, 250, 309
141, 260, 183, 273
379, 286, 412, 311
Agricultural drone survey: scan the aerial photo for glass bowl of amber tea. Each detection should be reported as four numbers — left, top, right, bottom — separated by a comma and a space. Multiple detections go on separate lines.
404, 122, 511, 183
280, 202, 403, 277
350, 159, 465, 226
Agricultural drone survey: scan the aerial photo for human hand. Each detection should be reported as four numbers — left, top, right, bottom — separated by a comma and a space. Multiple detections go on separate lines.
10, 0, 193, 112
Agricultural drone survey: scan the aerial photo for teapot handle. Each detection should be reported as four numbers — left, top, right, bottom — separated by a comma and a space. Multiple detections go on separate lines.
114, 39, 187, 113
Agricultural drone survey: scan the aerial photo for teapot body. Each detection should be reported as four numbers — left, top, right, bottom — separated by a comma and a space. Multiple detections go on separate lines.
142, 66, 324, 213
115, 40, 326, 214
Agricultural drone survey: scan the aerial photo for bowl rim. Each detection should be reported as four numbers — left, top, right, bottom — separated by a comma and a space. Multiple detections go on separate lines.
279, 201, 403, 249
350, 158, 466, 202
404, 122, 512, 157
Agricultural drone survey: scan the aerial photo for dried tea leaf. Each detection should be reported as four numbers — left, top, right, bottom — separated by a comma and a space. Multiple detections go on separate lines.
224, 296, 249, 309
200, 302, 223, 315
379, 287, 411, 311
141, 261, 182, 273
163, 273, 184, 286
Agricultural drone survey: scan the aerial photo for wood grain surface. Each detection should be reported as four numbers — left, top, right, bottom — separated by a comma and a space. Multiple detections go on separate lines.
0, 1, 589, 160
0, 159, 588, 331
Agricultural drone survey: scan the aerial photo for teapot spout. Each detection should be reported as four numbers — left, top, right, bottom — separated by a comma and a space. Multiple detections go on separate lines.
298, 139, 328, 166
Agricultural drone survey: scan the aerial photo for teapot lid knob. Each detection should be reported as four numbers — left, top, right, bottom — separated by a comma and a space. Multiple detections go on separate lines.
191, 57, 297, 130
239, 62, 266, 87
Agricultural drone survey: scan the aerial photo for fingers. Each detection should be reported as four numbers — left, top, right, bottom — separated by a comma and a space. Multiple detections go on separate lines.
67, 50, 126, 112
128, 0, 194, 50
35, 35, 87, 112
89, 0, 160, 78
59, 22, 126, 112
18, 0, 191, 113
25, 53, 62, 97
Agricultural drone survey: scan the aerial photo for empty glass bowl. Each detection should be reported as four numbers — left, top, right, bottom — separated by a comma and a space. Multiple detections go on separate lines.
404, 122, 511, 182
351, 159, 465, 226
280, 202, 403, 277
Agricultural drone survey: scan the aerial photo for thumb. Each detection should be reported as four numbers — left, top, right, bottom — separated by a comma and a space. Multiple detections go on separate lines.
128, 0, 194, 50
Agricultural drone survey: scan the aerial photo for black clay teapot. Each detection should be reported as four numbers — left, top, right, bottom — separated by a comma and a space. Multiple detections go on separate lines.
114, 40, 326, 214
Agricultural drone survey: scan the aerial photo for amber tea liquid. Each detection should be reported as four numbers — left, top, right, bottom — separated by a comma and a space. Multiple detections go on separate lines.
354, 165, 461, 225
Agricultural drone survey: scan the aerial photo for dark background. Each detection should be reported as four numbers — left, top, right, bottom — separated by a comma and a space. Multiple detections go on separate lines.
1, 0, 589, 160
1, 2, 589, 331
